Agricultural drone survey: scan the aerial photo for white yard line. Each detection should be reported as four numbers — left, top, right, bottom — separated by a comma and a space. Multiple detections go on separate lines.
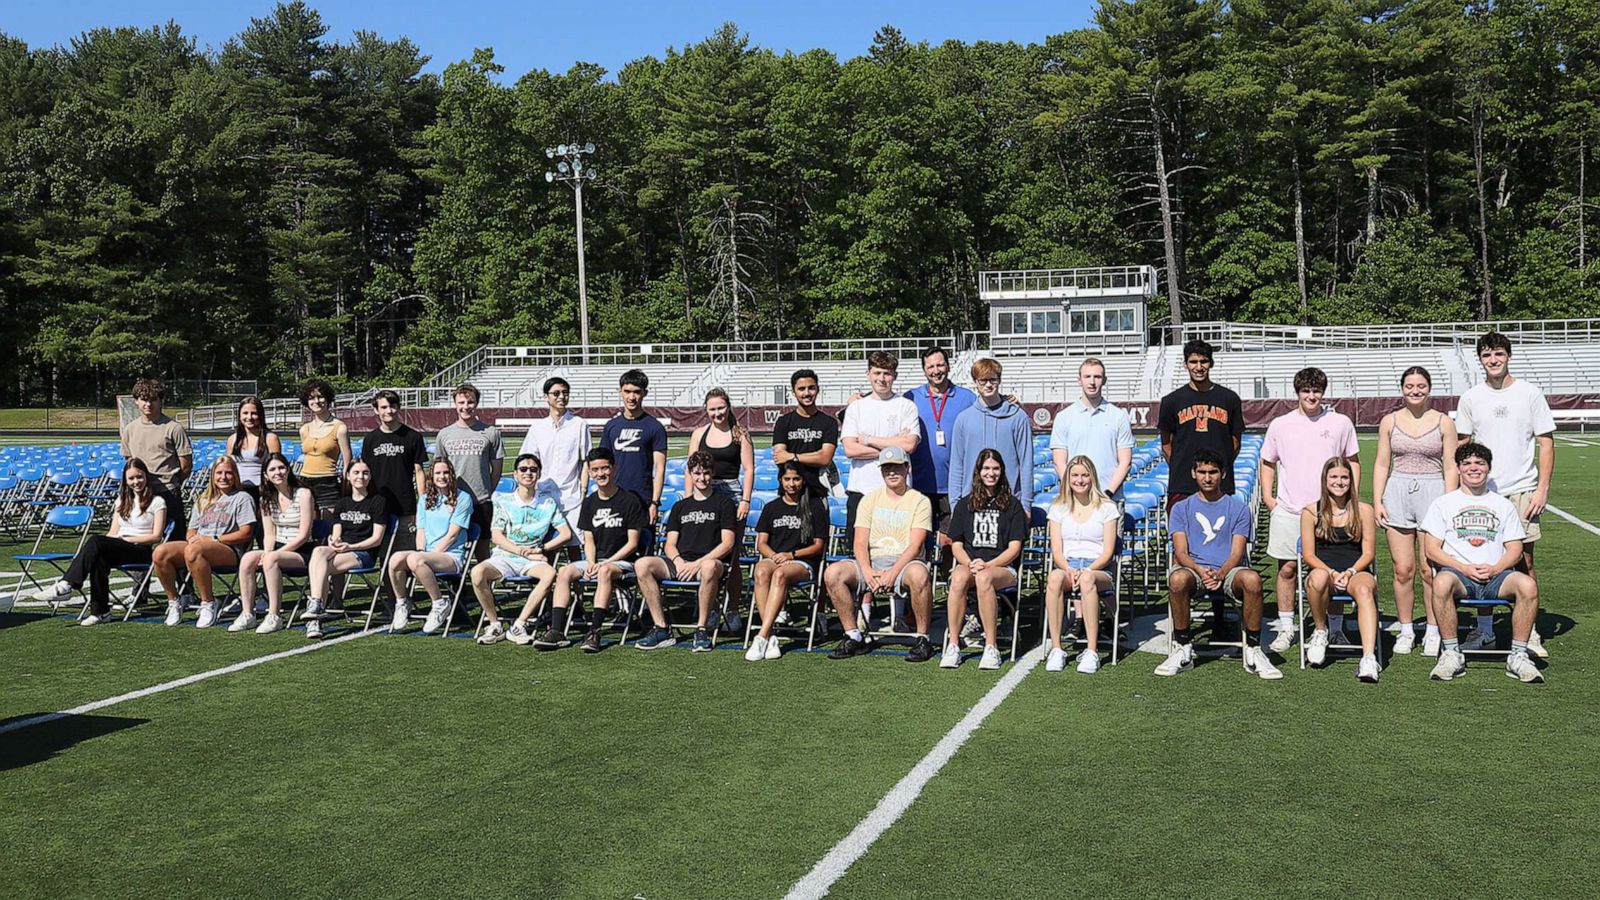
785, 645, 1045, 900
1547, 504, 1600, 540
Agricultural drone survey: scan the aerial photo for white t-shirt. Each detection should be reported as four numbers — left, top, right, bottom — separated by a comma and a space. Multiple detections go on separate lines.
517, 412, 592, 516
113, 494, 167, 539
1455, 378, 1555, 496
1421, 488, 1526, 567
840, 394, 919, 493
1048, 500, 1119, 560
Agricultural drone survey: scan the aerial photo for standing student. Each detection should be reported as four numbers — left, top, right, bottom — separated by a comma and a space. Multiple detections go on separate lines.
1371, 367, 1456, 656
300, 460, 389, 638
1260, 367, 1359, 654
386, 459, 474, 635
121, 377, 193, 535
1454, 331, 1556, 657
472, 454, 572, 646
230, 453, 315, 635
1050, 357, 1135, 494
940, 450, 1030, 672
746, 462, 829, 661
1300, 457, 1381, 682
840, 352, 921, 534
361, 390, 428, 537
946, 357, 1033, 510
687, 387, 754, 630
600, 369, 668, 526
1158, 340, 1243, 508
151, 457, 256, 629
436, 382, 505, 557
298, 378, 353, 513
517, 376, 590, 537
1041, 456, 1120, 674
771, 369, 840, 499
27, 459, 168, 626
225, 396, 281, 492
634, 450, 739, 653
904, 347, 976, 539
537, 448, 650, 653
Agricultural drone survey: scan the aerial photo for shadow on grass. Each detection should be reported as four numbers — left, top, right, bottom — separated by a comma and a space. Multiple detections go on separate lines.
0, 610, 53, 630
0, 712, 147, 770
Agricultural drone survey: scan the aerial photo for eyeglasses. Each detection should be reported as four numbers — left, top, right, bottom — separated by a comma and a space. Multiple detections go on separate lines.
515, 466, 539, 473
976, 378, 1001, 386
547, 390, 569, 397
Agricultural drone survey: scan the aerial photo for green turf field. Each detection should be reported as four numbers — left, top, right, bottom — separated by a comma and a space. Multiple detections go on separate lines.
2, 435, 1597, 899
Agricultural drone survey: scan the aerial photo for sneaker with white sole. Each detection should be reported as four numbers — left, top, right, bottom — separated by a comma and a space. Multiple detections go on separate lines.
304, 619, 324, 640
1527, 627, 1548, 659
421, 600, 451, 635
29, 580, 73, 604
1243, 645, 1283, 680
774, 609, 791, 626
228, 612, 258, 633
745, 636, 768, 662
940, 643, 961, 669
1046, 647, 1068, 672
1357, 655, 1380, 683
634, 627, 676, 650
390, 599, 410, 632
1429, 648, 1466, 681
978, 645, 1002, 670
195, 602, 218, 629
1505, 650, 1544, 683
1392, 628, 1416, 655
1077, 649, 1101, 674
1421, 630, 1441, 657
764, 635, 782, 660
1154, 643, 1194, 676
255, 612, 285, 634
505, 622, 533, 645
301, 599, 326, 621
79, 613, 104, 627
1268, 624, 1296, 654
477, 621, 506, 645
1306, 629, 1330, 667
164, 599, 185, 626
1461, 627, 1496, 652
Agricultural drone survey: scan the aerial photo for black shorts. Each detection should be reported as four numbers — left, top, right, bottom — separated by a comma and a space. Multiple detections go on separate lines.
302, 475, 341, 512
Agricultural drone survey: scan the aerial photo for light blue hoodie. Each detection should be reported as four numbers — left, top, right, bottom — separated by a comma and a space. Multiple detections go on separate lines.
947, 397, 1034, 508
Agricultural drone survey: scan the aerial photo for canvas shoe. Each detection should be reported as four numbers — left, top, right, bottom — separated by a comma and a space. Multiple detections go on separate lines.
195, 601, 219, 629
1154, 643, 1193, 676
1505, 650, 1544, 684
1429, 648, 1466, 681
764, 635, 782, 660
477, 621, 506, 645
978, 645, 1002, 670
1243, 645, 1283, 680
1392, 627, 1416, 655
1306, 629, 1330, 667
745, 635, 768, 662
79, 613, 104, 627
1076, 649, 1101, 675
228, 612, 258, 633
300, 599, 326, 621
1045, 647, 1068, 673
1267, 623, 1296, 654
304, 619, 324, 640
505, 622, 533, 645
255, 612, 285, 635
1527, 627, 1548, 659
1357, 655, 1381, 683
635, 627, 676, 651
390, 599, 410, 632
1460, 627, 1496, 652
29, 580, 72, 604
1421, 630, 1441, 657
939, 643, 962, 669
421, 600, 451, 635
774, 609, 791, 626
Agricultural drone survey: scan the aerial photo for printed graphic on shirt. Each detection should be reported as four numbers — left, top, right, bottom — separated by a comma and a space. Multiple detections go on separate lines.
613, 428, 643, 452
1177, 404, 1230, 432
970, 509, 1000, 548
1452, 505, 1501, 547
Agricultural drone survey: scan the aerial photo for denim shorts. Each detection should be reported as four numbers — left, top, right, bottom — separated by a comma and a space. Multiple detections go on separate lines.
1437, 567, 1513, 601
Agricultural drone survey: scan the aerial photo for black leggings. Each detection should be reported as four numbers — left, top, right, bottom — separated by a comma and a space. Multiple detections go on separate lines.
65, 535, 153, 616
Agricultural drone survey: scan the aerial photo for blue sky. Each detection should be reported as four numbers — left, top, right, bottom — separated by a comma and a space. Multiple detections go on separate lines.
4, 1, 1099, 78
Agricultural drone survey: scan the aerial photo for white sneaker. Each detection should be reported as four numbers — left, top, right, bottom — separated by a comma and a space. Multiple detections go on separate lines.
227, 612, 258, 633
939, 643, 962, 669
1268, 623, 1296, 654
1421, 630, 1441, 657
195, 602, 218, 629
79, 613, 104, 627
29, 580, 72, 603
1045, 647, 1068, 673
1076, 649, 1101, 674
164, 598, 186, 626
301, 599, 326, 621
774, 609, 791, 626
1306, 629, 1329, 667
255, 612, 285, 634
1154, 643, 1193, 676
745, 636, 768, 662
978, 645, 1002, 670
1392, 628, 1416, 655
390, 599, 410, 632
1357, 655, 1381, 683
304, 619, 324, 640
421, 600, 451, 634
764, 635, 782, 660
1505, 650, 1544, 683
1244, 646, 1283, 680
477, 621, 506, 645
1461, 627, 1496, 652
1429, 648, 1466, 681
1527, 627, 1548, 659
506, 622, 533, 645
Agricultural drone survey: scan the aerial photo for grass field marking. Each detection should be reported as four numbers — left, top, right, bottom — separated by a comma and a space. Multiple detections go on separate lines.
1547, 504, 1600, 540
785, 644, 1046, 900
0, 626, 378, 737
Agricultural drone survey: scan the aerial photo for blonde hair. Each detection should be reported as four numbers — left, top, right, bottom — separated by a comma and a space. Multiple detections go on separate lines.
196, 456, 241, 513
1053, 455, 1113, 513
1313, 456, 1363, 545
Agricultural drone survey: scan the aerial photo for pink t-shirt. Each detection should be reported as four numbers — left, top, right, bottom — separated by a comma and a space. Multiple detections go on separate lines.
1261, 409, 1359, 513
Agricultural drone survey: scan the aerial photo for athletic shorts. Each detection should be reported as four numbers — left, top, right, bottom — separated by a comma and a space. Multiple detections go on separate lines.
1507, 491, 1543, 543
1381, 473, 1445, 530
657, 554, 726, 583
845, 556, 930, 595
579, 559, 636, 580
481, 554, 556, 578
1436, 567, 1514, 601
1267, 503, 1301, 561
1168, 564, 1249, 597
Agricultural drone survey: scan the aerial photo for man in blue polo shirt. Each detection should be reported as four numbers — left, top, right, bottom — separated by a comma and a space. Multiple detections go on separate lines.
1050, 357, 1135, 494
905, 346, 976, 538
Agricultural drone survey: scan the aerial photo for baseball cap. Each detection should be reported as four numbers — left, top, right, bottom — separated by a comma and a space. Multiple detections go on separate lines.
877, 446, 910, 466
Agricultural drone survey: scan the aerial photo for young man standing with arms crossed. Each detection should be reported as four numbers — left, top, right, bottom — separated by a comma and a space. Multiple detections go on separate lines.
436, 383, 504, 558
840, 352, 921, 535
1051, 357, 1135, 495
771, 368, 840, 499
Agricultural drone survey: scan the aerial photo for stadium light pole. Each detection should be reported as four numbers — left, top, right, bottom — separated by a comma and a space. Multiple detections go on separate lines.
545, 142, 598, 364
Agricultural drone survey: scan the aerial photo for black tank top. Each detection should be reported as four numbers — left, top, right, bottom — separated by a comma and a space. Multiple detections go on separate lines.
1314, 524, 1362, 572
702, 429, 742, 481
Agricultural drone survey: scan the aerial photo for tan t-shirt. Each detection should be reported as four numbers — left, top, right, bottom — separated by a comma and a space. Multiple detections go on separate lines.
855, 486, 933, 562
121, 415, 193, 491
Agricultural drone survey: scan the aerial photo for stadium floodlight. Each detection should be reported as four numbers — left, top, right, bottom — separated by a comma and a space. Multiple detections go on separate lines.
545, 141, 600, 364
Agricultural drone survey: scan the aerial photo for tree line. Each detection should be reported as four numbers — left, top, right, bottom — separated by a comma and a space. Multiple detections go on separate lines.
2, 0, 1597, 405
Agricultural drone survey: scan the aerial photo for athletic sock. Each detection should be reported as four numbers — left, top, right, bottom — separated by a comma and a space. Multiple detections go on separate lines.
1246, 628, 1262, 647
1276, 612, 1294, 630
1174, 627, 1193, 645
1442, 638, 1459, 654
1425, 623, 1440, 640
846, 628, 864, 642
1511, 640, 1528, 654
1476, 615, 1493, 632
588, 606, 606, 632
1329, 614, 1344, 634
550, 606, 569, 634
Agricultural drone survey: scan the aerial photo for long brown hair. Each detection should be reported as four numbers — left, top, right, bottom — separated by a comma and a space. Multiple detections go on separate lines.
1314, 456, 1363, 544
230, 396, 271, 462
967, 448, 1015, 513
118, 458, 157, 522
703, 387, 748, 445
258, 452, 304, 518
424, 458, 461, 511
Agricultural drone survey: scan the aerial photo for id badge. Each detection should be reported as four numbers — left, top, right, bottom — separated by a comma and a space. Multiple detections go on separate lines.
935, 429, 946, 446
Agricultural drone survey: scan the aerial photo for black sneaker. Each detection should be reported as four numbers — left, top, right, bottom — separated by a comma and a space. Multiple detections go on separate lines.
828, 636, 872, 660
905, 636, 936, 663
581, 630, 603, 653
533, 629, 571, 651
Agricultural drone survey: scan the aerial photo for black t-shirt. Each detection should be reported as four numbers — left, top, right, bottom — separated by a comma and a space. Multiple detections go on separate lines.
334, 494, 389, 546
947, 496, 1031, 563
757, 496, 829, 556
666, 492, 738, 562
579, 488, 650, 562
361, 425, 429, 516
772, 410, 841, 496
1158, 383, 1244, 495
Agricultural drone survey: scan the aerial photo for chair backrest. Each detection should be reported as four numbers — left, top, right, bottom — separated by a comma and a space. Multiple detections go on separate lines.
45, 504, 95, 529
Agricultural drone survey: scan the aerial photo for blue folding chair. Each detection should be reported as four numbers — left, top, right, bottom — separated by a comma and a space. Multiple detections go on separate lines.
12, 504, 96, 608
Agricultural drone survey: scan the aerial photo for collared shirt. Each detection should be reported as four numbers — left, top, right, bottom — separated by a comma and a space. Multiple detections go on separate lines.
1049, 398, 1135, 491
905, 383, 976, 495
518, 411, 592, 515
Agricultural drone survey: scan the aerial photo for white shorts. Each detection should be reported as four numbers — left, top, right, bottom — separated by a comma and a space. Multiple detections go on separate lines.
1267, 503, 1301, 561
481, 554, 555, 578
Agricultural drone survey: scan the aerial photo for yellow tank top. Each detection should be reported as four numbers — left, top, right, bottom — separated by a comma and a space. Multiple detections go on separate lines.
299, 423, 342, 477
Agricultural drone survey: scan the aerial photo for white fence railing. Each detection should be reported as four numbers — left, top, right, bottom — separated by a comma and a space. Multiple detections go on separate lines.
978, 265, 1157, 298
1166, 318, 1600, 351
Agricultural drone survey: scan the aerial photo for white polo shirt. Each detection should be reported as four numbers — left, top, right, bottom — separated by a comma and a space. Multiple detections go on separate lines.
517, 411, 592, 517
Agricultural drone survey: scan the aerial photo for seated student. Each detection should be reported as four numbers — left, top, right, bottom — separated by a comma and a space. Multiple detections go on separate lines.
1156, 449, 1280, 680
472, 453, 573, 646
385, 459, 475, 634
28, 458, 169, 625
1041, 455, 1120, 675
634, 450, 739, 652
822, 447, 935, 662
300, 460, 388, 639
1300, 456, 1381, 681
1422, 441, 1543, 684
940, 449, 1030, 672
230, 453, 316, 634
746, 461, 829, 662
535, 448, 650, 653
152, 457, 257, 628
